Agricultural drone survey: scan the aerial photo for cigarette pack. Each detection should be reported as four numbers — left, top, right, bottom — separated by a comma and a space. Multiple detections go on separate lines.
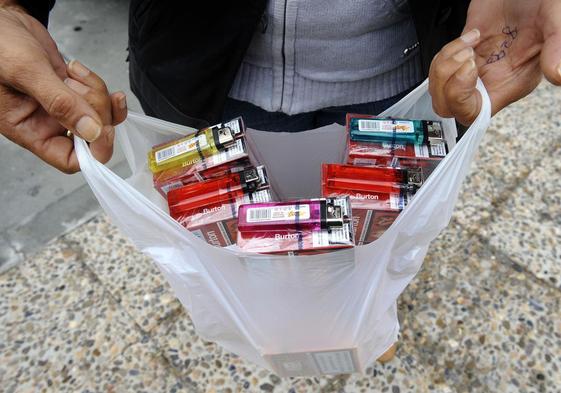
237, 197, 354, 254
185, 189, 273, 247
348, 140, 445, 178
321, 164, 414, 245
148, 117, 245, 174
346, 114, 447, 178
322, 163, 424, 194
168, 166, 272, 247
168, 166, 269, 218
322, 188, 401, 245
347, 114, 445, 145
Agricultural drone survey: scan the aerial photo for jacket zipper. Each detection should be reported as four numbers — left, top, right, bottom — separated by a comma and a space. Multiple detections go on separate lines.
279, 0, 288, 111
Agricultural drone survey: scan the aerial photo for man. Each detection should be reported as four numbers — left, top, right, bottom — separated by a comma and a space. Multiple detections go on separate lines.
0, 0, 560, 173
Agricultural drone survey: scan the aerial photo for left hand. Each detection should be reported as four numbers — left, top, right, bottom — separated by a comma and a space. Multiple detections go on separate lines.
429, 0, 561, 126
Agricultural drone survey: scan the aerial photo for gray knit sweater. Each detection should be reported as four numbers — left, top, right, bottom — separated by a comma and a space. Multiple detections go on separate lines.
229, 0, 423, 115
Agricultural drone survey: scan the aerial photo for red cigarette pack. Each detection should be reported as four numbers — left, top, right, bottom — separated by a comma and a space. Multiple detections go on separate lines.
348, 141, 443, 178
185, 189, 273, 247
168, 166, 272, 247
321, 164, 412, 245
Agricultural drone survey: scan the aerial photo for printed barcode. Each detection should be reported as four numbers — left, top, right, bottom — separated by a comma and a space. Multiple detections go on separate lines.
248, 208, 271, 221
358, 119, 414, 133
155, 135, 207, 164
358, 120, 381, 132
227, 139, 245, 156
211, 150, 228, 165
312, 224, 351, 247
224, 119, 241, 134
430, 142, 447, 157
254, 190, 271, 203
212, 139, 245, 165
247, 190, 271, 204
329, 227, 346, 243
236, 191, 271, 211
414, 144, 430, 158
247, 209, 272, 222
312, 230, 329, 247
155, 146, 176, 164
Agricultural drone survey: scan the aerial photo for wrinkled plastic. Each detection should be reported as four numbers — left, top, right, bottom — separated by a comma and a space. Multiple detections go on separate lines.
75, 79, 491, 376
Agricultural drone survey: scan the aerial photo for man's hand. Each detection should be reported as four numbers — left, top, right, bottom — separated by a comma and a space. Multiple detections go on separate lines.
0, 5, 127, 173
429, 0, 561, 126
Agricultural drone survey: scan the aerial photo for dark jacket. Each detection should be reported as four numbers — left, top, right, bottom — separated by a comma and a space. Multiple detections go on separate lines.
25, 0, 470, 128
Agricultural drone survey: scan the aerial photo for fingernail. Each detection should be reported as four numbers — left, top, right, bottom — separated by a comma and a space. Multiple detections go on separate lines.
69, 60, 90, 78
118, 94, 127, 109
76, 115, 101, 142
64, 78, 89, 95
458, 60, 477, 81
558, 63, 561, 78
460, 29, 480, 45
453, 47, 474, 63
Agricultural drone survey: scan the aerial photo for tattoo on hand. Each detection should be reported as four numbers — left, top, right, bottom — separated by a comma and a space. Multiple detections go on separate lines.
486, 26, 518, 64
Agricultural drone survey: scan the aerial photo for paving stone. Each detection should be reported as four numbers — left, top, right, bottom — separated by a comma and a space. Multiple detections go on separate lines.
485, 150, 561, 288
398, 223, 561, 393
0, 243, 142, 392
0, 243, 98, 327
319, 340, 432, 393
454, 82, 561, 231
151, 313, 324, 392
65, 215, 182, 332
150, 288, 431, 392
77, 342, 191, 393
0, 263, 32, 326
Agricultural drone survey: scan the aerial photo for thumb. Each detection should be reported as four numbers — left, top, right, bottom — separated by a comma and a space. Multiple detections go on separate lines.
540, 0, 561, 86
444, 59, 481, 126
14, 66, 104, 142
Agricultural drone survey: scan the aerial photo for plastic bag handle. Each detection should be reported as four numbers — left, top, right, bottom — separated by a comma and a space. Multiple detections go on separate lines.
382, 78, 491, 272
74, 137, 196, 250
349, 79, 493, 343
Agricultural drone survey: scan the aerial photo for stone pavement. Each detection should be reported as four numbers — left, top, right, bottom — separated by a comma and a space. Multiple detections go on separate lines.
0, 82, 560, 392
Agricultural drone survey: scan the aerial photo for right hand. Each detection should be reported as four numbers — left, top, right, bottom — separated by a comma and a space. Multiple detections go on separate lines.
0, 5, 127, 173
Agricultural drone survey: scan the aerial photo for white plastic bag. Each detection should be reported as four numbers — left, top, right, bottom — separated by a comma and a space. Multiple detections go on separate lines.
76, 79, 491, 376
